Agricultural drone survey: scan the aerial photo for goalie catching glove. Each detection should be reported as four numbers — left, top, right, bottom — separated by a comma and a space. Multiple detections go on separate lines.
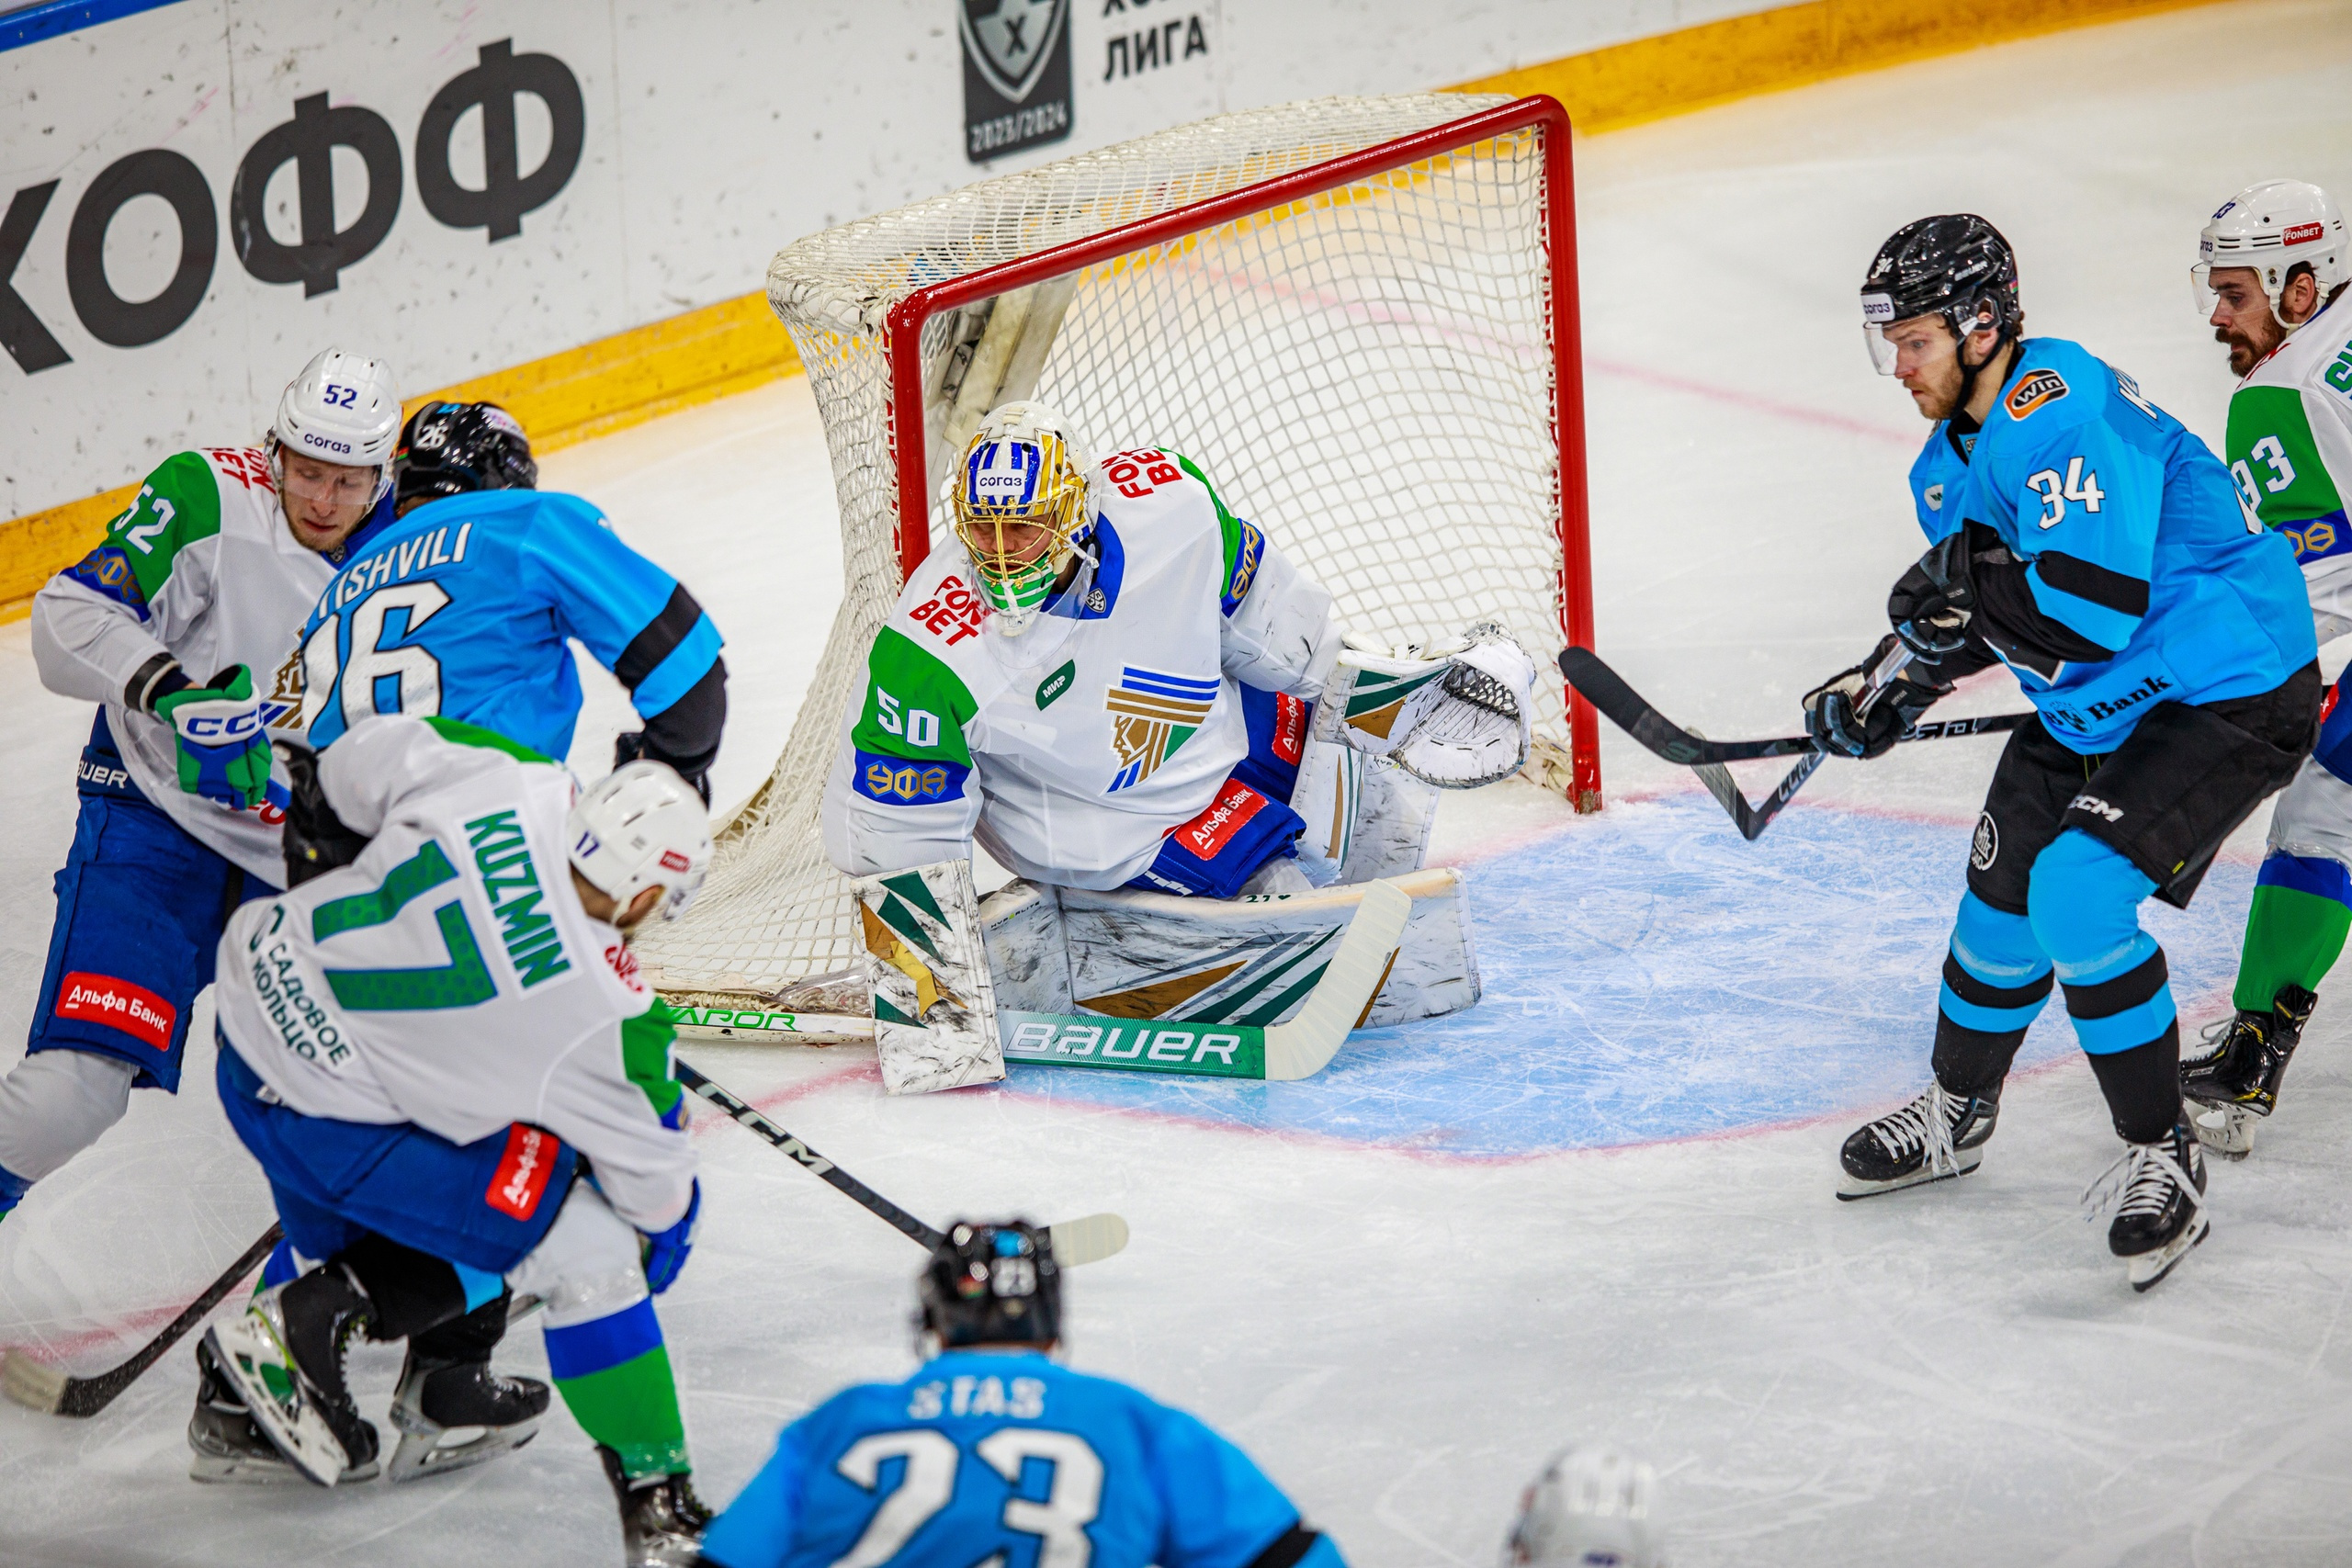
1312, 623, 1536, 788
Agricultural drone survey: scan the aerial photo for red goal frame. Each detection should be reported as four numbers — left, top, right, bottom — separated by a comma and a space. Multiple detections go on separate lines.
880, 95, 1599, 810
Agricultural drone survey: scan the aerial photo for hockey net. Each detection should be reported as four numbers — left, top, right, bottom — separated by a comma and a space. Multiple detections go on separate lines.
638, 92, 1594, 1011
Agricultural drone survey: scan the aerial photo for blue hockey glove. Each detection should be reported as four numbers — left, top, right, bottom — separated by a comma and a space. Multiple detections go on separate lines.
639, 1179, 700, 1294
153, 665, 273, 809
1887, 531, 1976, 660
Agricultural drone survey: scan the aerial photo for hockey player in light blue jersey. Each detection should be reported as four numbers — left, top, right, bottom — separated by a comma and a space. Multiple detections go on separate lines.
297, 401, 728, 797
699, 1219, 1344, 1568
1808, 216, 2320, 1291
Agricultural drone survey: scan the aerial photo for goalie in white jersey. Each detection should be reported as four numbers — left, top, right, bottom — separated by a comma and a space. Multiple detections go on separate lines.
822, 402, 1536, 902
200, 716, 718, 1564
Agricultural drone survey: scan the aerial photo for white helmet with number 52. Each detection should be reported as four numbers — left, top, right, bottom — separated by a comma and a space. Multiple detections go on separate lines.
2193, 179, 2348, 321
568, 761, 713, 925
270, 347, 402, 503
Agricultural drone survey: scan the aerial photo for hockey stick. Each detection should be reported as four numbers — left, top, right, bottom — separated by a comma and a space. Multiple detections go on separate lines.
1558, 646, 2030, 764
673, 1059, 1129, 1267
2, 1222, 283, 1417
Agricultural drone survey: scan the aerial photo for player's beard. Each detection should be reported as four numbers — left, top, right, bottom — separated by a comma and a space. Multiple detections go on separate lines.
1905, 355, 1966, 423
2217, 315, 2282, 378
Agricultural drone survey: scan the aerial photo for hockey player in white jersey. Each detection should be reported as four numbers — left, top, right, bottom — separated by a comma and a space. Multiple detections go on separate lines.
200, 716, 717, 1565
0, 348, 402, 1226
2180, 179, 2352, 1156
820, 403, 1534, 1088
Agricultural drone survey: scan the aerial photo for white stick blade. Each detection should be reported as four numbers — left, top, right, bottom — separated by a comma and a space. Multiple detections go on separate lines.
1048, 1212, 1129, 1267
1, 1348, 67, 1414
1262, 879, 1412, 1081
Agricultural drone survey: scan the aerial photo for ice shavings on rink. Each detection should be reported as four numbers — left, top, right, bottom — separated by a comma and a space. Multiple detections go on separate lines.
1004, 792, 2254, 1156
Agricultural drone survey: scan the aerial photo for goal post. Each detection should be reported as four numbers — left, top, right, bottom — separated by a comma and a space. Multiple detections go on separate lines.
638, 92, 1600, 1013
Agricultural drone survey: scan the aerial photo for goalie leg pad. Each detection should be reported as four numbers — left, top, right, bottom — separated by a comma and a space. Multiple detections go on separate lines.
985, 866, 1479, 1029
854, 861, 1006, 1095
1341, 758, 1440, 885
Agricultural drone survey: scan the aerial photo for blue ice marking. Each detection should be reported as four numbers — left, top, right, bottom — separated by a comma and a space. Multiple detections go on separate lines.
1002, 796, 2251, 1156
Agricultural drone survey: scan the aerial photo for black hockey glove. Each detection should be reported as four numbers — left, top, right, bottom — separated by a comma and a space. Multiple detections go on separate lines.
277, 741, 369, 887
1803, 635, 1954, 760
1887, 529, 1977, 662
614, 730, 711, 806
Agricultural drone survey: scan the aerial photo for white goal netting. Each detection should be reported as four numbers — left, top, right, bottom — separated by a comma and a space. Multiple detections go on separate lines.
639, 93, 1570, 1006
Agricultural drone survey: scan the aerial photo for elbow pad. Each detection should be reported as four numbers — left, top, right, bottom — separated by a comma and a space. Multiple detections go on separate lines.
1972, 556, 2118, 676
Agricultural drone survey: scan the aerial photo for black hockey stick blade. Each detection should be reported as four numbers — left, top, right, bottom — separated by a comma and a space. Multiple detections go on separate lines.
1558, 647, 2031, 763
1693, 750, 1826, 841
674, 1059, 1128, 1267
2, 1222, 284, 1418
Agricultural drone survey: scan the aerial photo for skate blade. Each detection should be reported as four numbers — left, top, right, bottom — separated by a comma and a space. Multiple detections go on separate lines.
201, 1321, 353, 1487
385, 1417, 541, 1483
2128, 1212, 2211, 1293
2187, 1102, 2255, 1161
1836, 1151, 1984, 1201
0, 1348, 68, 1415
188, 1446, 381, 1485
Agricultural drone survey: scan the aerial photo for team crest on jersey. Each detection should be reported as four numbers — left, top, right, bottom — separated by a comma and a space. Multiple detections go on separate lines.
264, 649, 306, 731
1924, 483, 1943, 512
1103, 667, 1218, 792
2004, 369, 2068, 421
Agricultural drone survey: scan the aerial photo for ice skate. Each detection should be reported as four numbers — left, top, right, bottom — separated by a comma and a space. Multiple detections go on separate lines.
187, 1333, 379, 1484
2181, 985, 2314, 1159
2084, 1121, 2208, 1292
1837, 1081, 1998, 1199
385, 1349, 549, 1483
600, 1443, 712, 1567
199, 1268, 380, 1486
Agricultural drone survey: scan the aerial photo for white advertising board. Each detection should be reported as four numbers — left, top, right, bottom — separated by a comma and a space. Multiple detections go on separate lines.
0, 0, 1775, 518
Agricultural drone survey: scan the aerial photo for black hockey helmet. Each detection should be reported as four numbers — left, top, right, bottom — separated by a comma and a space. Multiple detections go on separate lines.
917, 1219, 1060, 1349
395, 400, 537, 512
1861, 214, 2022, 373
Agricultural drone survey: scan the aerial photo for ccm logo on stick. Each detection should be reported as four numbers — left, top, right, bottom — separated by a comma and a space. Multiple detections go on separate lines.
55, 972, 175, 1050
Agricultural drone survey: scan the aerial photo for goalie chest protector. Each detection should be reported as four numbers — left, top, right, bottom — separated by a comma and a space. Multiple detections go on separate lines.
854, 449, 1274, 888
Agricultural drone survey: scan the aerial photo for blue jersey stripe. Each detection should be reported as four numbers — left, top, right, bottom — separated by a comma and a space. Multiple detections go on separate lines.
631, 614, 725, 719
544, 1296, 664, 1380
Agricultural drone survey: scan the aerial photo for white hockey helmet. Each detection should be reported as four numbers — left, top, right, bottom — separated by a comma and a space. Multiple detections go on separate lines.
942, 400, 1093, 637
270, 347, 402, 504
1502, 1444, 1668, 1568
567, 761, 713, 925
2193, 179, 2349, 325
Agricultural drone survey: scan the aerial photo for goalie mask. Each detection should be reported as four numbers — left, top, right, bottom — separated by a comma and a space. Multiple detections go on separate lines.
945, 401, 1092, 637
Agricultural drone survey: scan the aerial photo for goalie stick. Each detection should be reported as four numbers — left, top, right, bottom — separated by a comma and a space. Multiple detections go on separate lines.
2, 1222, 284, 1418
674, 1059, 1130, 1267
1557, 647, 2030, 764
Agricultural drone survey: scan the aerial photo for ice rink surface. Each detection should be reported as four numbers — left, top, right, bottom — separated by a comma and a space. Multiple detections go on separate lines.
7, 3, 2352, 1562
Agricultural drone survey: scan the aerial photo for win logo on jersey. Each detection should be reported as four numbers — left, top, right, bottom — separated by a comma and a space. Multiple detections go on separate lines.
1103, 668, 1218, 791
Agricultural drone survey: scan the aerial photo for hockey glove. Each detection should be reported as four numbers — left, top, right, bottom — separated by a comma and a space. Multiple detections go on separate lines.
153, 665, 273, 810
277, 742, 369, 886
639, 1179, 700, 1295
1887, 530, 1976, 661
1804, 636, 1952, 760
614, 730, 710, 806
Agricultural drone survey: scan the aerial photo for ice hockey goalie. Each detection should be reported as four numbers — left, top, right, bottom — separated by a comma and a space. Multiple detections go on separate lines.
820, 401, 1535, 1092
